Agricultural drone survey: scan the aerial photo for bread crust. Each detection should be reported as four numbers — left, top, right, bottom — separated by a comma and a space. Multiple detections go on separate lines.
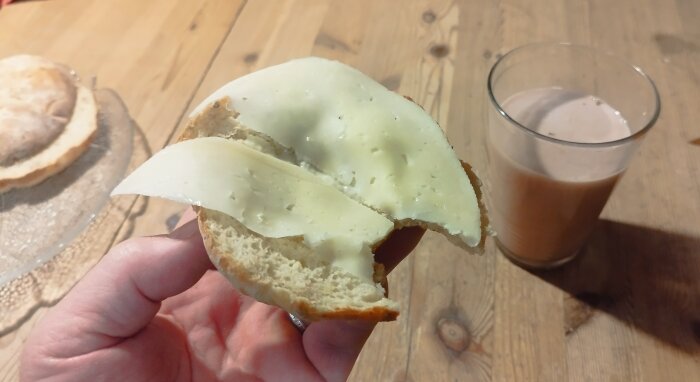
0, 124, 96, 191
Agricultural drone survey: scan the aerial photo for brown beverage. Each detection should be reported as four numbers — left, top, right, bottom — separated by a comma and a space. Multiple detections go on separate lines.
489, 87, 631, 266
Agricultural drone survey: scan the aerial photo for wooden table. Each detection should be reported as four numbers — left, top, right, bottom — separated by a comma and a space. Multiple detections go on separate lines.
1, 0, 699, 380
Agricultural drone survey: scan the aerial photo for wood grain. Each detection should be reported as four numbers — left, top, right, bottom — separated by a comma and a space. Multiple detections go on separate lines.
1, 0, 700, 381
119, 0, 335, 239
0, 0, 245, 380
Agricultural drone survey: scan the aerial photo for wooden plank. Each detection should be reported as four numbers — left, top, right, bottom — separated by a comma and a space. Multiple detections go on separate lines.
359, 1, 499, 381
100, 1, 700, 382
489, 2, 573, 380
557, 0, 700, 381
0, 1, 246, 380
489, 1, 700, 381
291, 2, 414, 379
118, 0, 334, 239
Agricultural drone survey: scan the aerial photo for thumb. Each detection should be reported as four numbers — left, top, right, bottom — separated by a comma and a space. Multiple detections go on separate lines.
24, 219, 211, 359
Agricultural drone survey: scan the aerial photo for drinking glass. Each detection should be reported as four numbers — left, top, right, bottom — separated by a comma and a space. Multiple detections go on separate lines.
487, 43, 660, 268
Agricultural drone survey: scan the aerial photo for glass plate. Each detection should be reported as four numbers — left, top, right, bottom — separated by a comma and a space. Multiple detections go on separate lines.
0, 88, 133, 285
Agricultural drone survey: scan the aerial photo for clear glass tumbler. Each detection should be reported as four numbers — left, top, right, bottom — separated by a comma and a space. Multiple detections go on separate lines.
487, 43, 660, 269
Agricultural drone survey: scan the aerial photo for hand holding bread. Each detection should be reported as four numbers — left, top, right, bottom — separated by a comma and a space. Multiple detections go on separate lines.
21, 209, 424, 381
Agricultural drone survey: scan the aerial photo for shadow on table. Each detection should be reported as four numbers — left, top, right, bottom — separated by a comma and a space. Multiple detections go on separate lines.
530, 219, 700, 354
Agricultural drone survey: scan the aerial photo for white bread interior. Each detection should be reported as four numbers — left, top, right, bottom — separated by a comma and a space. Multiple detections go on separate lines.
199, 208, 398, 321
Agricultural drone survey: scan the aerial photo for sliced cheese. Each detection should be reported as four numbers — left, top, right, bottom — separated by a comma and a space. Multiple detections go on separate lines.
192, 57, 481, 246
111, 137, 394, 281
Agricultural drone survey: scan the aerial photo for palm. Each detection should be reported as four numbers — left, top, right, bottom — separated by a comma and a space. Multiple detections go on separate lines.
156, 270, 316, 381
91, 268, 329, 382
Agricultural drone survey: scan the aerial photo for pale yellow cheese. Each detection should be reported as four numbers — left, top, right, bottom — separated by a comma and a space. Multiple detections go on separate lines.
111, 137, 394, 280
192, 57, 481, 246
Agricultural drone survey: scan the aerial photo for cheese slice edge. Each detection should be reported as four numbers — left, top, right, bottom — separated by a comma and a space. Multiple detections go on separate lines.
192, 57, 481, 247
111, 137, 394, 281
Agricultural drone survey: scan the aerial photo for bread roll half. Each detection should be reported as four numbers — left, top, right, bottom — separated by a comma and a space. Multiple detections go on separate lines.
112, 57, 487, 321
180, 99, 401, 321
0, 55, 97, 192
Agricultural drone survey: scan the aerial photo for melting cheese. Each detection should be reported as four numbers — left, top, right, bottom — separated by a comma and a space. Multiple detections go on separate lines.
192, 57, 481, 246
111, 137, 394, 280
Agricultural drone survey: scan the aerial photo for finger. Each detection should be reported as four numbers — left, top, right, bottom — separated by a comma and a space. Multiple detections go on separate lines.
26, 220, 211, 358
172, 207, 214, 271
375, 225, 426, 273
302, 320, 376, 382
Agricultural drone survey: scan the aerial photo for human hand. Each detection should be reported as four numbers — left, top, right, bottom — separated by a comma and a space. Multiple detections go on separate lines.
20, 209, 424, 381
